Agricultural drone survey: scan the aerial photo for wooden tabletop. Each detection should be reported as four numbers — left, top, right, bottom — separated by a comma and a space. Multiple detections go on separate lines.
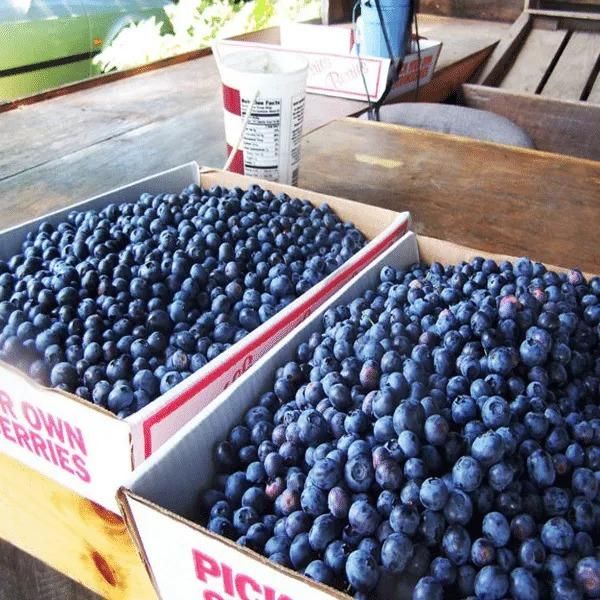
298, 118, 600, 273
0, 15, 508, 230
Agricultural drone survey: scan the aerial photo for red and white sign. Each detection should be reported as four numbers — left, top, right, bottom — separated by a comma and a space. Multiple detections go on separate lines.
214, 23, 442, 103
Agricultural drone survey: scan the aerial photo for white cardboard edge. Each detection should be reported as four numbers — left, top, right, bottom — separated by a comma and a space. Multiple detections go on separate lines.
119, 232, 420, 600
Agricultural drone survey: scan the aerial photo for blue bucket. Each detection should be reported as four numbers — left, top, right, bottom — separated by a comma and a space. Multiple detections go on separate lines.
360, 0, 412, 59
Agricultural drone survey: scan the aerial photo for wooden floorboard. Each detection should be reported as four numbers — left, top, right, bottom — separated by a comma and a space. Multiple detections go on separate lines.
500, 28, 569, 93
0, 452, 156, 600
0, 540, 101, 600
542, 31, 600, 100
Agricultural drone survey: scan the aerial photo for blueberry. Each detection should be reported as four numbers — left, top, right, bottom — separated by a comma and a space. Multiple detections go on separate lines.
519, 537, 546, 572
344, 455, 374, 492
348, 500, 380, 536
324, 539, 350, 575
308, 514, 341, 551
390, 503, 420, 536
413, 576, 443, 600
574, 557, 600, 598
452, 456, 483, 492
381, 532, 414, 574
474, 565, 510, 600
471, 537, 496, 567
345, 549, 379, 593
304, 560, 334, 586
419, 477, 449, 511
541, 517, 574, 555
482, 511, 511, 548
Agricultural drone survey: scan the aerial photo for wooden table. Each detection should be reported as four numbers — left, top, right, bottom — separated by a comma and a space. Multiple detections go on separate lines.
0, 16, 516, 600
3, 118, 600, 600
0, 15, 508, 229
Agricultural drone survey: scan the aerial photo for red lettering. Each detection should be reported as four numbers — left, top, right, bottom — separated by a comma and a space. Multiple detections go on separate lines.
73, 454, 91, 483
264, 587, 276, 600
65, 422, 87, 456
235, 574, 260, 600
22, 402, 41, 429
0, 415, 16, 443
55, 444, 74, 475
0, 391, 16, 418
204, 592, 224, 600
222, 563, 235, 596
29, 431, 55, 465
193, 550, 221, 583
38, 411, 65, 444
12, 422, 32, 452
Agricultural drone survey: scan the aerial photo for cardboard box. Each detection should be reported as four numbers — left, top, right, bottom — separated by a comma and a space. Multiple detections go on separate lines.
0, 163, 409, 511
215, 23, 442, 102
120, 231, 595, 599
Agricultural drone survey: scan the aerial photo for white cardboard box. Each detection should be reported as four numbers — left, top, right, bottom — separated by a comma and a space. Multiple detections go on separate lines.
119, 231, 422, 600
215, 23, 442, 102
120, 231, 592, 599
0, 163, 409, 511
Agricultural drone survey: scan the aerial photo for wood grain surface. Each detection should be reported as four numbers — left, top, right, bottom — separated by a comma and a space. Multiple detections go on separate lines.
298, 118, 600, 273
500, 27, 569, 93
459, 83, 600, 160
0, 540, 100, 600
0, 452, 156, 600
419, 0, 523, 22
541, 31, 600, 99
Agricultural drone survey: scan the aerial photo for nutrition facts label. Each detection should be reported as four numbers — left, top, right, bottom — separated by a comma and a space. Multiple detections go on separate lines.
290, 95, 306, 186
242, 97, 281, 180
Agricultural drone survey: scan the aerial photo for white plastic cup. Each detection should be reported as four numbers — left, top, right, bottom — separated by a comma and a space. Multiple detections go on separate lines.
217, 50, 309, 186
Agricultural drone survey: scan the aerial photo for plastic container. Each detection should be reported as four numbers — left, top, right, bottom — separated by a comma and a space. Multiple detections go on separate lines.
217, 49, 309, 186
358, 0, 412, 59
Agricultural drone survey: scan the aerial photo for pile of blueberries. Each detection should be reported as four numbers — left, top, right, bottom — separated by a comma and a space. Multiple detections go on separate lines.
0, 183, 365, 416
201, 256, 600, 599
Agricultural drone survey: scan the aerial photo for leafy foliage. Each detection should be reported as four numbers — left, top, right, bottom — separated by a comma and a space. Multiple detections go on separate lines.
93, 0, 320, 72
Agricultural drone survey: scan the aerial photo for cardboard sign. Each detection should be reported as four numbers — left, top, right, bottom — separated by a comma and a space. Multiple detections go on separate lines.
214, 23, 442, 102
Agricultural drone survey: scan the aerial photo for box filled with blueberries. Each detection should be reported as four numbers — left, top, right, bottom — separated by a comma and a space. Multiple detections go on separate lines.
121, 230, 600, 600
0, 162, 409, 510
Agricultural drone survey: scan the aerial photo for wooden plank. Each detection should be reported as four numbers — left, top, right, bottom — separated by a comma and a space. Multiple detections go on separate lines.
500, 27, 569, 92
299, 118, 600, 273
542, 31, 600, 99
0, 539, 101, 600
459, 83, 600, 160
0, 452, 156, 600
476, 11, 533, 86
419, 0, 523, 22
528, 8, 600, 19
589, 72, 600, 101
